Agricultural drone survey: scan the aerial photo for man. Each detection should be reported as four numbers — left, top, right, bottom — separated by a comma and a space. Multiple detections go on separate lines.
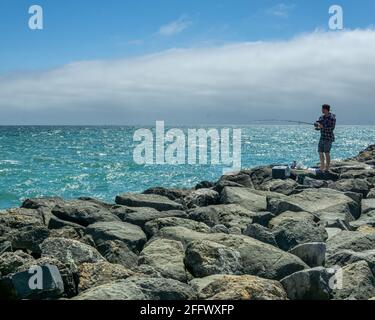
315, 104, 336, 172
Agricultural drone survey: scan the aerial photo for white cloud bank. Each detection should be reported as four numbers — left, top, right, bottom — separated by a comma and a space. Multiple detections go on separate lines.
1, 30, 375, 124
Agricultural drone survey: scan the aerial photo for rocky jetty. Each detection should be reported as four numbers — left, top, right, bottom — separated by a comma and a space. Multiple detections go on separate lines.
1, 145, 375, 300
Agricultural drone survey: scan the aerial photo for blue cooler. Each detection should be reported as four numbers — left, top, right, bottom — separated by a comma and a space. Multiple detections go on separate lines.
272, 166, 291, 179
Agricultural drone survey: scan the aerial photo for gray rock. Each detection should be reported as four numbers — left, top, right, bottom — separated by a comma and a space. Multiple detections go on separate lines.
188, 204, 254, 230
349, 210, 375, 229
0, 251, 34, 277
328, 179, 370, 198
302, 177, 327, 188
280, 267, 332, 300
340, 169, 375, 180
16, 256, 77, 298
157, 226, 308, 280
269, 211, 316, 229
332, 261, 375, 300
51, 200, 120, 227
96, 240, 138, 270
220, 187, 267, 212
243, 224, 278, 247
41, 237, 105, 269
115, 193, 184, 211
48, 215, 86, 231
362, 198, 375, 214
251, 212, 275, 227
184, 240, 242, 277
190, 274, 287, 300
326, 249, 375, 275
142, 187, 190, 202
78, 261, 134, 292
0, 208, 45, 229
243, 166, 273, 189
289, 242, 326, 267
325, 228, 342, 240
184, 189, 220, 208
272, 220, 328, 251
73, 276, 196, 300
211, 224, 229, 234
367, 188, 375, 199
134, 265, 163, 278
144, 217, 211, 238
138, 239, 188, 282
0, 241, 12, 255
111, 205, 187, 228
260, 179, 298, 196
85, 221, 147, 253
214, 173, 254, 193
326, 231, 375, 259
0, 265, 64, 300
317, 211, 354, 230
48, 226, 82, 241
9, 225, 50, 255
21, 197, 65, 210
267, 188, 359, 219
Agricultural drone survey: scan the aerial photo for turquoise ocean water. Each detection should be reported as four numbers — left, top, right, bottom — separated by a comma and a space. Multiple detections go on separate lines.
0, 125, 374, 209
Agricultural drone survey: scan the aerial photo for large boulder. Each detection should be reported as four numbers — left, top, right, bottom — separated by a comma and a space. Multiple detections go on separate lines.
188, 204, 254, 230
350, 210, 375, 229
280, 267, 333, 300
157, 226, 308, 280
115, 193, 184, 211
214, 172, 254, 193
289, 242, 326, 268
21, 197, 65, 210
328, 179, 370, 198
190, 274, 287, 300
243, 167, 273, 189
78, 261, 134, 292
40, 237, 105, 269
111, 205, 187, 228
142, 187, 190, 202
96, 240, 138, 270
0, 251, 34, 277
367, 189, 375, 199
260, 179, 298, 196
51, 200, 120, 227
0, 265, 64, 300
138, 239, 188, 282
220, 187, 267, 212
85, 221, 147, 253
184, 189, 220, 208
332, 261, 375, 300
243, 224, 278, 247
73, 276, 195, 300
184, 240, 242, 277
326, 249, 375, 275
362, 199, 375, 215
0, 208, 45, 229
268, 211, 316, 229
267, 188, 360, 219
272, 220, 328, 251
8, 225, 50, 255
326, 231, 375, 259
144, 217, 211, 238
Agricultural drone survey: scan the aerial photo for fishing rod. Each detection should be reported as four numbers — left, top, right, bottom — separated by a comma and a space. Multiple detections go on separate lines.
251, 119, 314, 125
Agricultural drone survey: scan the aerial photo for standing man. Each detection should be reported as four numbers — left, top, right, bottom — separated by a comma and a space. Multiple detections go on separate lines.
315, 104, 336, 172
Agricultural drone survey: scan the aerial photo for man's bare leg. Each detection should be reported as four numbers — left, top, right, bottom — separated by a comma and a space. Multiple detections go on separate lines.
325, 153, 331, 172
319, 152, 325, 171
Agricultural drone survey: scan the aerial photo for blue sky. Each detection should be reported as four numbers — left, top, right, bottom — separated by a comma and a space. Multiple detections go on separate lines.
1, 0, 374, 73
0, 1, 375, 124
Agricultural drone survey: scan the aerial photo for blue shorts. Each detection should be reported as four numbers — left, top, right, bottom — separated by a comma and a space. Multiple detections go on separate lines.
318, 140, 332, 153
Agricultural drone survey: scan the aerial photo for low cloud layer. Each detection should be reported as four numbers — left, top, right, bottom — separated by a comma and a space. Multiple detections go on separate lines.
1, 30, 375, 125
